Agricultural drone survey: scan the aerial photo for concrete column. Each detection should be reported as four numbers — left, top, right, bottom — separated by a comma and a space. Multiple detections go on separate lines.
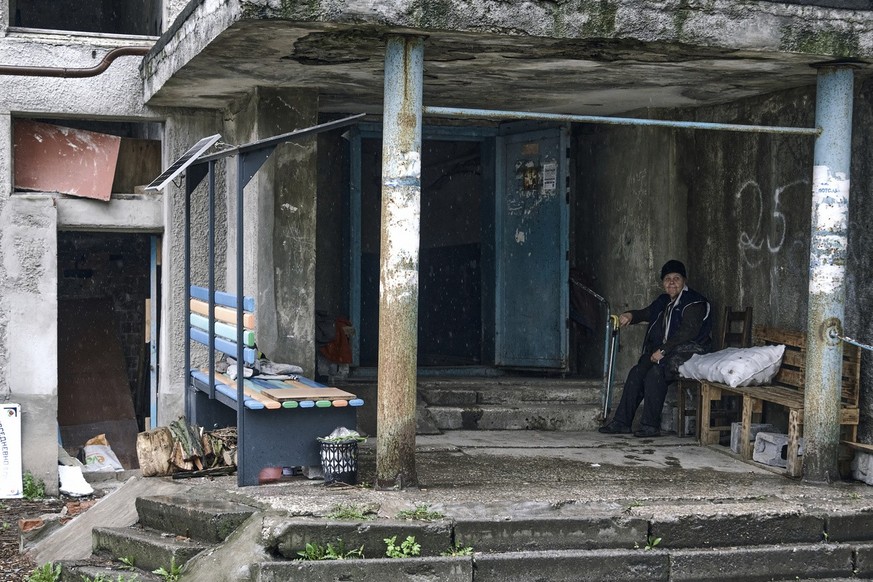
803, 64, 855, 484
2, 196, 59, 495
376, 35, 424, 489
234, 87, 319, 376
159, 110, 224, 425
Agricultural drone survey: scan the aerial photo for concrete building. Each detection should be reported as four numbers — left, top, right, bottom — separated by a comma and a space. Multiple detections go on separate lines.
1, 0, 872, 493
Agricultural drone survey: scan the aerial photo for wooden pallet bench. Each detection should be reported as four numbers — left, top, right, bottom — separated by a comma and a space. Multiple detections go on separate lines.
187, 285, 363, 486
695, 324, 861, 477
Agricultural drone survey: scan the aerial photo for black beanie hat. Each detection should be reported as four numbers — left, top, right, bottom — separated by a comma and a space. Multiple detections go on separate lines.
660, 260, 687, 280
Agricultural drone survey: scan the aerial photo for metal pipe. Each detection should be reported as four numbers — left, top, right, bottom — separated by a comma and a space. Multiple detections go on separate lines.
235, 154, 246, 487
423, 106, 821, 136
0, 45, 150, 77
376, 35, 424, 489
803, 64, 855, 484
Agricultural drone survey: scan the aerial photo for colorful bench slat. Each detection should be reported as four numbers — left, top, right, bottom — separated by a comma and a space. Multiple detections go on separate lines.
190, 327, 257, 364
190, 299, 256, 330
190, 285, 256, 313
190, 313, 256, 347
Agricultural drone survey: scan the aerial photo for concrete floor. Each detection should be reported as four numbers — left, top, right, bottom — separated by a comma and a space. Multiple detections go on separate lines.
203, 430, 873, 522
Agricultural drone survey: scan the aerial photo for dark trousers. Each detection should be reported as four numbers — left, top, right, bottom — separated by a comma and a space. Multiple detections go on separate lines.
613, 354, 670, 429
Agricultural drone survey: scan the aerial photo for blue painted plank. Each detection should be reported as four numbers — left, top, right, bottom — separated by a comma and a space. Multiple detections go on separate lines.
190, 285, 255, 312
190, 370, 264, 410
190, 327, 256, 364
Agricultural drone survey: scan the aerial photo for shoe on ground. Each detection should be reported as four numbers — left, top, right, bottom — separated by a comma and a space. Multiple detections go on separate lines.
633, 425, 661, 438
598, 421, 631, 434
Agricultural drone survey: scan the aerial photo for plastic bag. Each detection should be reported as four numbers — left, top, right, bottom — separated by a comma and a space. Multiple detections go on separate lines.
80, 434, 124, 472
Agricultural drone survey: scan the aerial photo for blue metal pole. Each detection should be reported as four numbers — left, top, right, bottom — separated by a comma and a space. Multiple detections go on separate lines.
803, 64, 855, 484
376, 35, 424, 489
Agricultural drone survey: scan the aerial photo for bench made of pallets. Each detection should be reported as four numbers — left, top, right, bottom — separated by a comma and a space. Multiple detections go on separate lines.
695, 324, 861, 477
187, 285, 363, 486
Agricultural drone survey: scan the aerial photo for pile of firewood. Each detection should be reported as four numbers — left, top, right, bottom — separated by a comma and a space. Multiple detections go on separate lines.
137, 417, 237, 477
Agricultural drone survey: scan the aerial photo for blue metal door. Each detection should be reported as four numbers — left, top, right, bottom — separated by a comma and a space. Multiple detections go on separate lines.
495, 126, 569, 368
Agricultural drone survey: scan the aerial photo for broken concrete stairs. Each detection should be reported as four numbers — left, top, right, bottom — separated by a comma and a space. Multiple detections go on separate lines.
58, 492, 873, 581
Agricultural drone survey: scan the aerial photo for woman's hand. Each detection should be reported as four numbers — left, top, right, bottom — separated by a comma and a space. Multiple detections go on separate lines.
618, 312, 633, 328
650, 349, 665, 363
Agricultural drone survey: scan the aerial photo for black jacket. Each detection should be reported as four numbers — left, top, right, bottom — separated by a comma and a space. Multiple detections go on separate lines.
628, 286, 713, 356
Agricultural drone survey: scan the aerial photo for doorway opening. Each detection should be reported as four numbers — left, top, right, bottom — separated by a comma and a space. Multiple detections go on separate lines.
57, 232, 157, 470
358, 137, 487, 368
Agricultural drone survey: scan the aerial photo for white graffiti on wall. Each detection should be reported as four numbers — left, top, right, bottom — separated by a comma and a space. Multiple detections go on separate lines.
735, 178, 809, 268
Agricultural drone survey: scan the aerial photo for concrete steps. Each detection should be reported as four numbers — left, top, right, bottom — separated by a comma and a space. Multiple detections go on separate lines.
251, 511, 873, 581
60, 494, 256, 581
420, 378, 604, 431
337, 376, 607, 434
57, 490, 873, 581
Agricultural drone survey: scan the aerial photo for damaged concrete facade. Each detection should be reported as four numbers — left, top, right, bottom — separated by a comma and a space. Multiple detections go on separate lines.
1, 0, 873, 492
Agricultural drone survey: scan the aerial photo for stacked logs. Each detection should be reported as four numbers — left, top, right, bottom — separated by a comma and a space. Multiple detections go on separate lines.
136, 417, 237, 477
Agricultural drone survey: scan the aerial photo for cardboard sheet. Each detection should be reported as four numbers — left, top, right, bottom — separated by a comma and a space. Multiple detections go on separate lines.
261, 383, 357, 402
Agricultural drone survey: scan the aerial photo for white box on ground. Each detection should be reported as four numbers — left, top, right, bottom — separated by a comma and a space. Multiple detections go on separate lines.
753, 431, 804, 468
0, 403, 23, 498
852, 452, 873, 486
731, 422, 776, 454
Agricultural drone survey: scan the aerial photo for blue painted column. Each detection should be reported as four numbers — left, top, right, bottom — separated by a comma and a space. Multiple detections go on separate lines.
803, 64, 855, 483
376, 35, 424, 488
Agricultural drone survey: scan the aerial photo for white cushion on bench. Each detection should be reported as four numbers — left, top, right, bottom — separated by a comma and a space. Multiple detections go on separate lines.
679, 345, 785, 388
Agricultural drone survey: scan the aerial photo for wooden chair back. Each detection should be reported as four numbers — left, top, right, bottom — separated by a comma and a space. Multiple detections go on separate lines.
720, 306, 753, 350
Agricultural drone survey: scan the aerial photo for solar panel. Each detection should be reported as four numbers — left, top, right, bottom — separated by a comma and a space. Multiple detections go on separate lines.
144, 134, 222, 191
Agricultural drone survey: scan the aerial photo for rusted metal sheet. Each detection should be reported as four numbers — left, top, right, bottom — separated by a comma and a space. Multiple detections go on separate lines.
803, 64, 855, 484
376, 35, 424, 489
13, 119, 120, 201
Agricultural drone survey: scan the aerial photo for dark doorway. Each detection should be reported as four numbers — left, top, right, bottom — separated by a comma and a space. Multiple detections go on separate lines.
359, 138, 485, 367
57, 232, 153, 469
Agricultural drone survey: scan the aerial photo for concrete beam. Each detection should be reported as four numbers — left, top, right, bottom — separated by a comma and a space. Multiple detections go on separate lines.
57, 196, 163, 232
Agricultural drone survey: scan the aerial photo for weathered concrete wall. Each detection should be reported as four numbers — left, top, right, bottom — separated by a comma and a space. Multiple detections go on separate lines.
848, 77, 873, 443
0, 36, 154, 117
1, 195, 59, 494
223, 88, 319, 375
0, 34, 159, 493
579, 79, 873, 436
677, 88, 816, 332
574, 124, 686, 375
257, 88, 319, 373
159, 109, 225, 425
240, 0, 873, 55
677, 80, 873, 437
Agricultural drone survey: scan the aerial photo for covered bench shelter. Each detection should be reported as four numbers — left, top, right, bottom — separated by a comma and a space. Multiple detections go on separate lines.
140, 1, 873, 487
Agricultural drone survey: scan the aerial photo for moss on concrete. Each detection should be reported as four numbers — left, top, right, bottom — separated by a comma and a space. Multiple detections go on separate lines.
780, 27, 860, 57
240, 0, 322, 21
580, 0, 617, 37
415, 0, 454, 29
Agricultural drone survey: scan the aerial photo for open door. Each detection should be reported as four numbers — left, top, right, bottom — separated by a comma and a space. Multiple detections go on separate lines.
494, 125, 569, 369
